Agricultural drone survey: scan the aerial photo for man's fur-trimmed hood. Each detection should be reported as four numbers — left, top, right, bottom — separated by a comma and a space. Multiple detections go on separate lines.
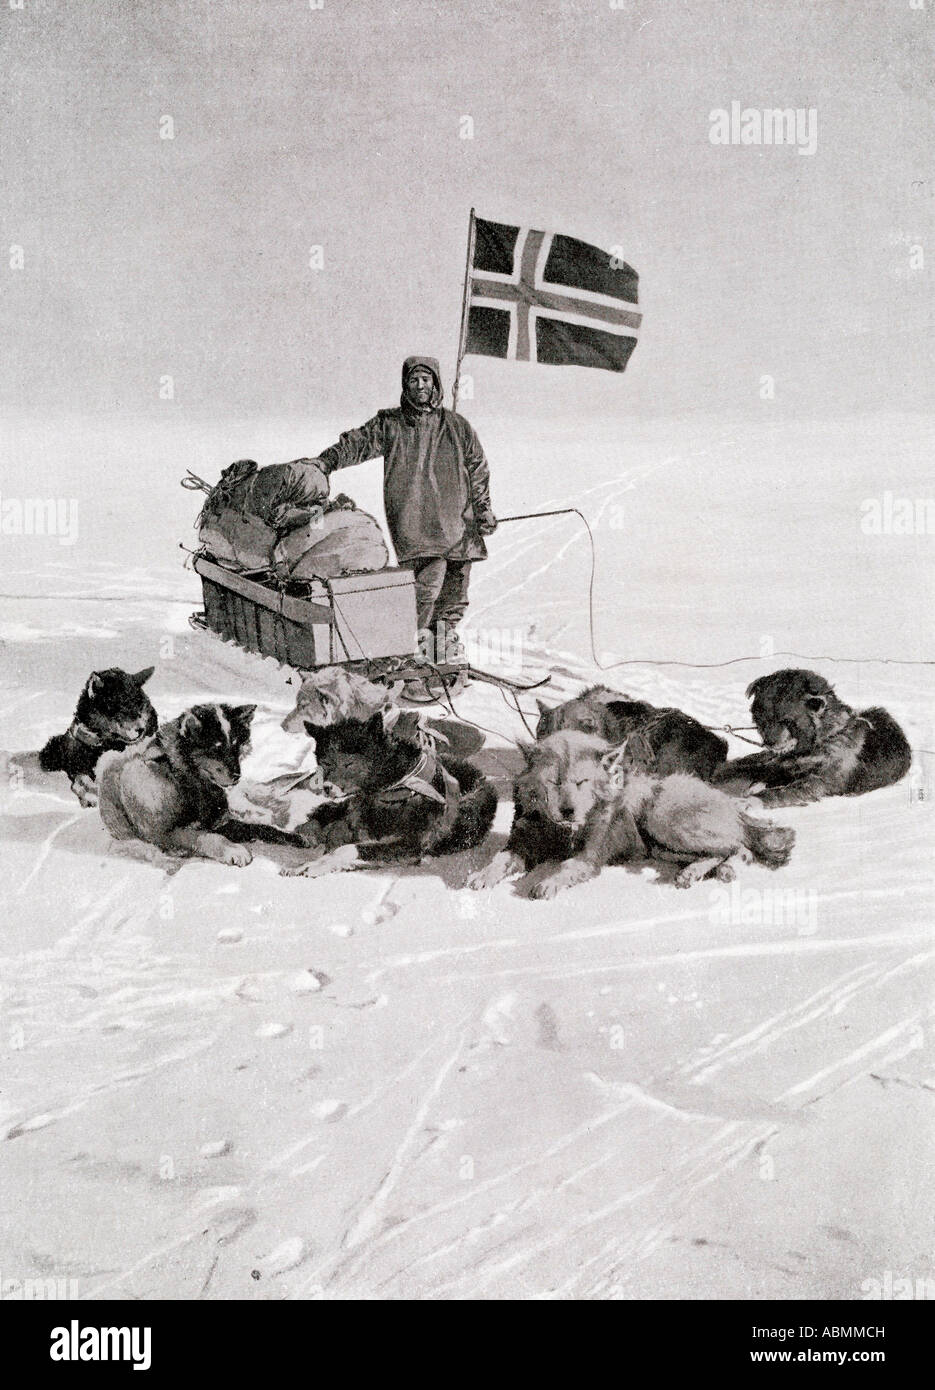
400, 355, 444, 414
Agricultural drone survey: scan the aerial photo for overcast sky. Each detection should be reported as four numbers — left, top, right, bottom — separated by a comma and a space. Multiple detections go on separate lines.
2, 0, 932, 423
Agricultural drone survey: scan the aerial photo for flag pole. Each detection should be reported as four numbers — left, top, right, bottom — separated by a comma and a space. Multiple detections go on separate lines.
451, 207, 476, 414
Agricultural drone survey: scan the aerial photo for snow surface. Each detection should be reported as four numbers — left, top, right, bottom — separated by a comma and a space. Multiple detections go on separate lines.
1, 412, 933, 1300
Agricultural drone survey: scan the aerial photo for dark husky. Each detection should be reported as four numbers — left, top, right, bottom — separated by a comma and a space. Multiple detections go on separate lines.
282, 711, 497, 877
536, 685, 727, 781
98, 703, 302, 865
39, 666, 158, 806
714, 668, 912, 806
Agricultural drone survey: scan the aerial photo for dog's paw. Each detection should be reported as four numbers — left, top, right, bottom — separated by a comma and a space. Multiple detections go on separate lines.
714, 860, 736, 883
219, 842, 253, 868
466, 861, 509, 891
280, 849, 326, 877
71, 775, 99, 808
673, 867, 697, 889
466, 866, 501, 891
280, 844, 358, 878
466, 851, 522, 891
529, 859, 594, 900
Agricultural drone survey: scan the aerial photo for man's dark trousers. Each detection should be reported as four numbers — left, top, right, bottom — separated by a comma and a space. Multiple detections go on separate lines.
411, 557, 471, 654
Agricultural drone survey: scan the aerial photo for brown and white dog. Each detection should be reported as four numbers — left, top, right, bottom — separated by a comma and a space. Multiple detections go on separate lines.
98, 702, 301, 865
282, 666, 485, 759
468, 731, 794, 898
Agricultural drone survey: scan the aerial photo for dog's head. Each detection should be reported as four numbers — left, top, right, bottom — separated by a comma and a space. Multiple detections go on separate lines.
535, 686, 655, 742
535, 690, 621, 742
516, 731, 616, 831
745, 669, 849, 754
178, 703, 256, 787
302, 712, 392, 794
282, 670, 401, 735
76, 666, 157, 745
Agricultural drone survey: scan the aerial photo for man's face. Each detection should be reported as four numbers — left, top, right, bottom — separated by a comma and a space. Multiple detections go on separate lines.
406, 367, 435, 405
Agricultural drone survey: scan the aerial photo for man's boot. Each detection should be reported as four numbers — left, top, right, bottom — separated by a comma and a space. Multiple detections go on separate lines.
438, 621, 468, 667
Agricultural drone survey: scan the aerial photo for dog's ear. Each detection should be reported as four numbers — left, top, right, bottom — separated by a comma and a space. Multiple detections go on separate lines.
223, 706, 255, 739
535, 698, 550, 717
86, 672, 104, 699
804, 694, 827, 717
745, 675, 768, 701
391, 710, 421, 744
601, 747, 627, 774
180, 707, 203, 740
303, 720, 330, 746
597, 748, 626, 798
131, 666, 155, 686
226, 704, 257, 734
516, 739, 537, 764
364, 711, 385, 741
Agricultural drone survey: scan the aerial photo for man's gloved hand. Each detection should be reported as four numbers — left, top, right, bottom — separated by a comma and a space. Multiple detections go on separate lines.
476, 510, 498, 536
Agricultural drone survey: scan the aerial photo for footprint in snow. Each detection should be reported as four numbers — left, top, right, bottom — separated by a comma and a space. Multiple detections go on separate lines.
200, 1139, 233, 1158
479, 992, 516, 1047
535, 1002, 561, 1050
211, 1206, 257, 1248
252, 1236, 308, 1277
289, 971, 324, 994
312, 1099, 347, 1122
255, 1021, 293, 1039
6, 1113, 55, 1140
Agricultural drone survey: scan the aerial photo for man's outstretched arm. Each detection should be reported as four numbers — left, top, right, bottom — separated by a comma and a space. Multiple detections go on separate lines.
317, 414, 387, 474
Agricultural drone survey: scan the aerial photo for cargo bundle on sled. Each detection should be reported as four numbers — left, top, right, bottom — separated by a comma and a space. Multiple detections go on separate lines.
183, 463, 547, 698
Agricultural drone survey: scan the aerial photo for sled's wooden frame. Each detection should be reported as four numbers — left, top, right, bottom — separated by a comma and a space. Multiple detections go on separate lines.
192, 553, 550, 694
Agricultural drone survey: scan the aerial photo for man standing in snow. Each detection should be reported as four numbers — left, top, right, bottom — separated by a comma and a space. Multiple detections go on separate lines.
309, 356, 497, 663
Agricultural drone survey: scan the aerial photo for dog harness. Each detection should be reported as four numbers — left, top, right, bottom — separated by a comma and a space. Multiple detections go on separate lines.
369, 745, 462, 848
68, 720, 105, 748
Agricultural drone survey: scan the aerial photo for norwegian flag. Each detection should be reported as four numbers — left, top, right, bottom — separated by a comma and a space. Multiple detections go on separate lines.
463, 217, 640, 374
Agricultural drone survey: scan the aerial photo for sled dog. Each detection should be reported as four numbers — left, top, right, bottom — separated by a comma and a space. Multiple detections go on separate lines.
98, 702, 300, 864
39, 666, 157, 807
536, 685, 727, 781
468, 731, 794, 898
282, 712, 497, 877
715, 668, 911, 805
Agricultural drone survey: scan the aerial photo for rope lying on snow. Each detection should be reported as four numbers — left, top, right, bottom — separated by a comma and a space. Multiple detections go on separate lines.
497, 507, 935, 671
